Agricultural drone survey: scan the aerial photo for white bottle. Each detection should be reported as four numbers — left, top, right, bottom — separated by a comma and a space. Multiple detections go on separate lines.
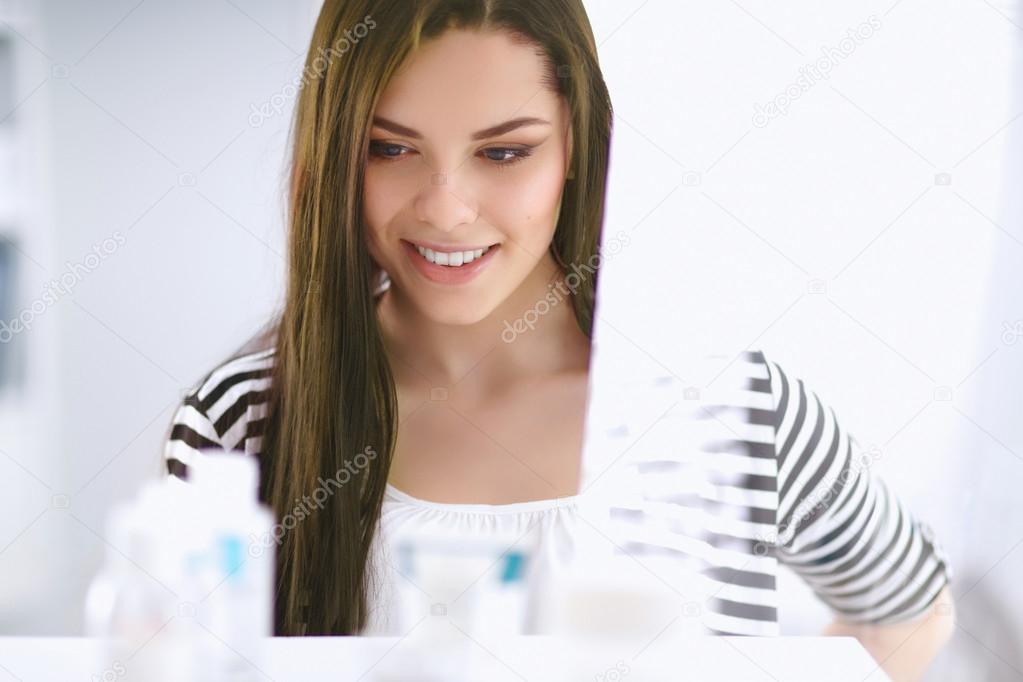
187, 452, 277, 682
84, 489, 197, 682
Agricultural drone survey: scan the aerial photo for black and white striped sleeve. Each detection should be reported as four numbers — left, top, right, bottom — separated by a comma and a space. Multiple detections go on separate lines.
764, 356, 953, 625
162, 388, 229, 480
161, 349, 275, 480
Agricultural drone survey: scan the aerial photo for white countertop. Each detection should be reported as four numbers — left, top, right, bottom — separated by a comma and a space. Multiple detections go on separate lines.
0, 634, 893, 681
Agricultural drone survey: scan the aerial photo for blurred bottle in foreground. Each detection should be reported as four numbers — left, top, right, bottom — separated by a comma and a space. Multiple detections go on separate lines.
84, 451, 276, 682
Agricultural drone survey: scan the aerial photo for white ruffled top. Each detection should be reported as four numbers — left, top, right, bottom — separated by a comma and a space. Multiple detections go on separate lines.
360, 482, 586, 636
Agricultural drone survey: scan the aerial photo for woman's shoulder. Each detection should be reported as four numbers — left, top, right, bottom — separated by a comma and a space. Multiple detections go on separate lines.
193, 346, 276, 411
163, 346, 277, 478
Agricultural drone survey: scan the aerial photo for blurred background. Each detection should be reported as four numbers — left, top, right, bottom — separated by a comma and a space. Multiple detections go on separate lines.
0, 1, 1020, 680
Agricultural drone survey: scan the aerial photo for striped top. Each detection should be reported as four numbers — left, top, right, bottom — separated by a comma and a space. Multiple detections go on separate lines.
162, 345, 952, 636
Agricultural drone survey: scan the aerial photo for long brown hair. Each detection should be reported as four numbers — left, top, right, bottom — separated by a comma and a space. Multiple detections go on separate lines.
261, 0, 613, 635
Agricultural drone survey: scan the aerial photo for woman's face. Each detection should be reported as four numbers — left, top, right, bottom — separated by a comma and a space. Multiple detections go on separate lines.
363, 28, 573, 326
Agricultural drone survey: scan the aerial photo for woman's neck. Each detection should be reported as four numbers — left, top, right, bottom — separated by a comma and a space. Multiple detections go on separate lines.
375, 256, 590, 392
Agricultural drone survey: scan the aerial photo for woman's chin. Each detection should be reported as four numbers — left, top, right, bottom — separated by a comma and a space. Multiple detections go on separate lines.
419, 301, 494, 327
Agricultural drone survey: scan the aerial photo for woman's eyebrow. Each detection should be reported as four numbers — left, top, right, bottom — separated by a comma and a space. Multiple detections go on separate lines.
371, 116, 551, 140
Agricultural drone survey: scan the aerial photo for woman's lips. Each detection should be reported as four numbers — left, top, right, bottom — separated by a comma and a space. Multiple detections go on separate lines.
404, 239, 498, 253
402, 239, 500, 285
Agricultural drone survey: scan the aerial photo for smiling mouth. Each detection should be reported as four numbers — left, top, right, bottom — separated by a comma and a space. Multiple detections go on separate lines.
403, 240, 500, 267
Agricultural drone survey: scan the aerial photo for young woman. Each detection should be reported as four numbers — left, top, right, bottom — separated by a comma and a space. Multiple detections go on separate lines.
163, 1, 954, 678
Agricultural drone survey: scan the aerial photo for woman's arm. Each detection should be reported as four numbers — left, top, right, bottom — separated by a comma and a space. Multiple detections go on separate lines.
823, 584, 955, 682
759, 354, 955, 681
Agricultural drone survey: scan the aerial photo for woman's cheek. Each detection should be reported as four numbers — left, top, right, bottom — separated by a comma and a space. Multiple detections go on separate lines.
361, 190, 391, 265
363, 174, 400, 232
493, 163, 566, 243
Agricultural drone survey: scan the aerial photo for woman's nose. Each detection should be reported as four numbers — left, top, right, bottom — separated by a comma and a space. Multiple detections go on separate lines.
414, 172, 480, 232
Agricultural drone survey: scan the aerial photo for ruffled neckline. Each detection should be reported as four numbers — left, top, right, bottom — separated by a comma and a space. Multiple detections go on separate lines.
383, 482, 582, 515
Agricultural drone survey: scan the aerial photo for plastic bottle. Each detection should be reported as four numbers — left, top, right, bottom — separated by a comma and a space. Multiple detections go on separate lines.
187, 452, 276, 682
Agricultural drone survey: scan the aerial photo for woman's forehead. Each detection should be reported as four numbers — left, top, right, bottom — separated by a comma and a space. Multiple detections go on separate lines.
373, 29, 562, 136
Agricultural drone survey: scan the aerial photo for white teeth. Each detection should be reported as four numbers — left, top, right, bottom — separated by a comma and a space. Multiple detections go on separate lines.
414, 244, 491, 266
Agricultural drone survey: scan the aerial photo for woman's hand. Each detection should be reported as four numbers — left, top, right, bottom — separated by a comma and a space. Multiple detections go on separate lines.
822, 585, 956, 682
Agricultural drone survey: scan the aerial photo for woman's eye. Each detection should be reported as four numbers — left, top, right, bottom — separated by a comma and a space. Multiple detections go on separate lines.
368, 141, 533, 169
368, 141, 408, 160
481, 147, 533, 167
